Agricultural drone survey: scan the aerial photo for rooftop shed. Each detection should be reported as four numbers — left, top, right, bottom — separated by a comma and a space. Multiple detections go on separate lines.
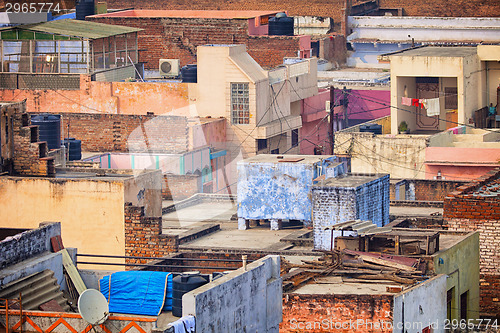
0, 19, 142, 88
237, 154, 345, 230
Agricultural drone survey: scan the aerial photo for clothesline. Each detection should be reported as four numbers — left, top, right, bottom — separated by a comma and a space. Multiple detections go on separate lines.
401, 97, 440, 116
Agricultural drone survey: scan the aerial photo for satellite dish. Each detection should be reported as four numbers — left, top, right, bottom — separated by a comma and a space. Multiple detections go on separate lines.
78, 289, 110, 325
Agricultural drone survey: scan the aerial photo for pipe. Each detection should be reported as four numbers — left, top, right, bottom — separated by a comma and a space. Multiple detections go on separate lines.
242, 255, 248, 271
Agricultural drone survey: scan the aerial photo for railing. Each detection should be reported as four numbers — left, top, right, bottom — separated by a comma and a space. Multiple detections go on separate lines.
0, 73, 80, 90
0, 294, 23, 333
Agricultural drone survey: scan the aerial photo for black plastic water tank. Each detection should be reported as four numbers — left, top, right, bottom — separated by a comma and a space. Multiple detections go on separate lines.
359, 124, 382, 135
31, 114, 61, 150
172, 273, 208, 317
268, 13, 294, 36
181, 65, 197, 83
76, 0, 95, 20
63, 138, 82, 161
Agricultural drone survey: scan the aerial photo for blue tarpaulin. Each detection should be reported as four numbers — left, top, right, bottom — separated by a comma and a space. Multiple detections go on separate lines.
99, 271, 173, 316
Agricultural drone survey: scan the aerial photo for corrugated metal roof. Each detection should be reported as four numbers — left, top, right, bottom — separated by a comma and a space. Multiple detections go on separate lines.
0, 19, 142, 39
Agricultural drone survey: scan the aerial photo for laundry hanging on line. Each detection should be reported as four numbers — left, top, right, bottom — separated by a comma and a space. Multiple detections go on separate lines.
422, 98, 440, 117
401, 97, 412, 106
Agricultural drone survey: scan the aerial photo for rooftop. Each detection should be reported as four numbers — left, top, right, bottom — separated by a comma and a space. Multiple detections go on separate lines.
238, 154, 335, 165
90, 9, 281, 19
389, 46, 478, 58
316, 173, 388, 188
0, 19, 142, 39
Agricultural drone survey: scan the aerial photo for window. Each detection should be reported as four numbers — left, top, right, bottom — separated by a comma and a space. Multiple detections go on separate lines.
291, 129, 299, 147
231, 83, 249, 124
257, 139, 268, 150
460, 291, 468, 320
445, 87, 458, 109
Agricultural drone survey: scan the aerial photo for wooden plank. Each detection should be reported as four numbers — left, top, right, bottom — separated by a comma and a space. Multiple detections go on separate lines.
60, 249, 87, 295
358, 254, 416, 272
278, 158, 304, 163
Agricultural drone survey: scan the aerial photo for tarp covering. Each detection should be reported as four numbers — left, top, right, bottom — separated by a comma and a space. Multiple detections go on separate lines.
99, 271, 173, 316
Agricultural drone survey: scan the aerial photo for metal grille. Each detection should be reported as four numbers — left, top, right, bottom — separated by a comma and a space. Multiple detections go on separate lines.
0, 73, 80, 90
92, 64, 135, 82
231, 83, 249, 124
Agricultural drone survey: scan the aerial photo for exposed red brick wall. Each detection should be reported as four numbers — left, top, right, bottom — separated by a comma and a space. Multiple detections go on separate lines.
29, 112, 188, 153
163, 174, 201, 200
124, 203, 178, 266
317, 34, 347, 65
390, 179, 467, 201
444, 168, 500, 317
87, 16, 305, 69
103, 0, 500, 33
10, 104, 55, 177
281, 293, 393, 332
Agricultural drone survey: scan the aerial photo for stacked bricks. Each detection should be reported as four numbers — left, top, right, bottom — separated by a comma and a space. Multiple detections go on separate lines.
11, 104, 55, 177
281, 293, 394, 332
103, 0, 500, 31
124, 203, 178, 266
444, 167, 500, 317
163, 174, 201, 200
87, 16, 304, 70
29, 112, 189, 153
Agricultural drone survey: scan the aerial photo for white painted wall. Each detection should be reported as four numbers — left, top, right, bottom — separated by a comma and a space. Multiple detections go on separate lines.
393, 275, 447, 333
348, 16, 500, 43
182, 255, 282, 333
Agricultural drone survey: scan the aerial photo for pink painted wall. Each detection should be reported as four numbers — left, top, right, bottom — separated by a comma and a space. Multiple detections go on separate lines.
337, 88, 390, 121
248, 18, 269, 36
425, 147, 500, 180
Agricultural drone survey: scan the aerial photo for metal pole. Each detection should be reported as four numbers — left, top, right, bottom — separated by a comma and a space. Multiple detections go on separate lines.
343, 86, 348, 129
329, 85, 335, 155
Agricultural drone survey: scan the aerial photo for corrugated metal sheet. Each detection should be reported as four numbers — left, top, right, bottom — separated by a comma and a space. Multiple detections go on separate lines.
0, 19, 142, 39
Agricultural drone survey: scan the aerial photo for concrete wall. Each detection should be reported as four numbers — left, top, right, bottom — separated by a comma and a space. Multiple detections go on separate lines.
123, 170, 163, 217
0, 177, 126, 267
393, 275, 447, 333
0, 76, 195, 115
311, 173, 390, 250
432, 232, 480, 321
334, 132, 428, 179
348, 16, 500, 43
182, 255, 282, 333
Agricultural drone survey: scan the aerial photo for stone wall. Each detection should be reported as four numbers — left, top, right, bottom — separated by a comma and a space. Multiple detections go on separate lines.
163, 174, 201, 200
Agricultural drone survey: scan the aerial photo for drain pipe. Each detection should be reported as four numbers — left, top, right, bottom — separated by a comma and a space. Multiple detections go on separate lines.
242, 255, 248, 271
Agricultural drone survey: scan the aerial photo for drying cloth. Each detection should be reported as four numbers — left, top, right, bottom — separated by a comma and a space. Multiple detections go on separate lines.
411, 99, 423, 108
422, 98, 440, 117
99, 271, 173, 316
401, 97, 412, 106
170, 319, 187, 333
181, 315, 196, 332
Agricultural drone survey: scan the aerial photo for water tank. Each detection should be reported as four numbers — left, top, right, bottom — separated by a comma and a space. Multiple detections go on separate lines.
172, 272, 208, 317
76, 0, 95, 20
268, 13, 294, 36
63, 138, 82, 161
180, 65, 197, 83
360, 124, 382, 135
31, 114, 61, 150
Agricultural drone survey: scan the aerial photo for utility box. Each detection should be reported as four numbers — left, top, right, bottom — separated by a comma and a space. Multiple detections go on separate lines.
237, 154, 345, 229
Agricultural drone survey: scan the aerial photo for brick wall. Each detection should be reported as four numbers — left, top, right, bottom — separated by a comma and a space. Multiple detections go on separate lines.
317, 34, 347, 65
312, 174, 390, 250
124, 203, 178, 266
88, 16, 304, 69
163, 174, 201, 200
281, 293, 393, 332
11, 104, 55, 177
391, 179, 467, 201
444, 168, 500, 317
30, 112, 188, 153
103, 0, 500, 32
0, 222, 61, 269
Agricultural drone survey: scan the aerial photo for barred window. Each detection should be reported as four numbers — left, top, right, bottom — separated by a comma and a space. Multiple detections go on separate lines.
231, 83, 249, 124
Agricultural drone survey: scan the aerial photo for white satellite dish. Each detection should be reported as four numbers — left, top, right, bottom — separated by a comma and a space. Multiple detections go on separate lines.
78, 289, 110, 325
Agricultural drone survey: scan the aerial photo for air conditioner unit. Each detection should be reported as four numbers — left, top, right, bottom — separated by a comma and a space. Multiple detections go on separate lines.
159, 59, 180, 77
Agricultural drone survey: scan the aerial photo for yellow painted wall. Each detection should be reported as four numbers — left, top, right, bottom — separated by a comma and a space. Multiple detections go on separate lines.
0, 177, 126, 266
433, 232, 480, 321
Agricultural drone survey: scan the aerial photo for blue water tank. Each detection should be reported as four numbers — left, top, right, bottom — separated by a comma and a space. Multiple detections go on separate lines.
76, 0, 95, 20
30, 114, 61, 150
269, 13, 294, 36
181, 65, 197, 83
172, 273, 208, 317
63, 138, 82, 161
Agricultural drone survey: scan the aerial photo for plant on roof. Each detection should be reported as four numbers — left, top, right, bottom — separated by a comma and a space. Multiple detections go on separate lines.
398, 121, 408, 134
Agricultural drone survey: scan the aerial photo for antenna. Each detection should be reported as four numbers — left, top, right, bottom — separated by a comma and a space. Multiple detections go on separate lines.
78, 289, 110, 325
